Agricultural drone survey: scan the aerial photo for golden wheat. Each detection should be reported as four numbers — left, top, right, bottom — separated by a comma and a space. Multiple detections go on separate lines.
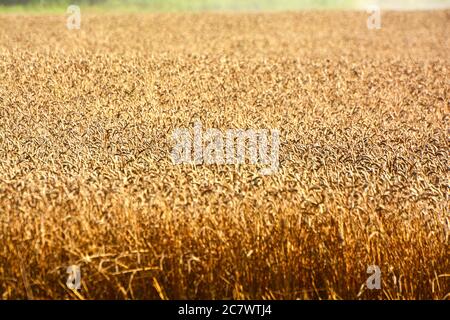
0, 11, 448, 299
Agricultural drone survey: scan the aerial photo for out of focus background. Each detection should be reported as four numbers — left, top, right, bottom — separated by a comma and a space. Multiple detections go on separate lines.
1, 0, 449, 12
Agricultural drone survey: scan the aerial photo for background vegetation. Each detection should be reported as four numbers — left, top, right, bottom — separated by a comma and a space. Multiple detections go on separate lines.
1, 0, 449, 13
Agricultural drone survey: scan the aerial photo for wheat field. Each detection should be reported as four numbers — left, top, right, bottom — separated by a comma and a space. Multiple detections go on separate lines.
0, 11, 449, 299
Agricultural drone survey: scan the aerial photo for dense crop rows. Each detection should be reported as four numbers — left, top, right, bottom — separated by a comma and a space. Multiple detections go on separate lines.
0, 11, 448, 299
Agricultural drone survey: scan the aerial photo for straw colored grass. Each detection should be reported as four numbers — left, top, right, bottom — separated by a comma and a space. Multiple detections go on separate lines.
0, 11, 448, 299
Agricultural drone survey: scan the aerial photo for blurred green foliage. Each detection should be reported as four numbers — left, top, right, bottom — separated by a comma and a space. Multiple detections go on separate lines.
0, 0, 356, 12
0, 0, 448, 12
